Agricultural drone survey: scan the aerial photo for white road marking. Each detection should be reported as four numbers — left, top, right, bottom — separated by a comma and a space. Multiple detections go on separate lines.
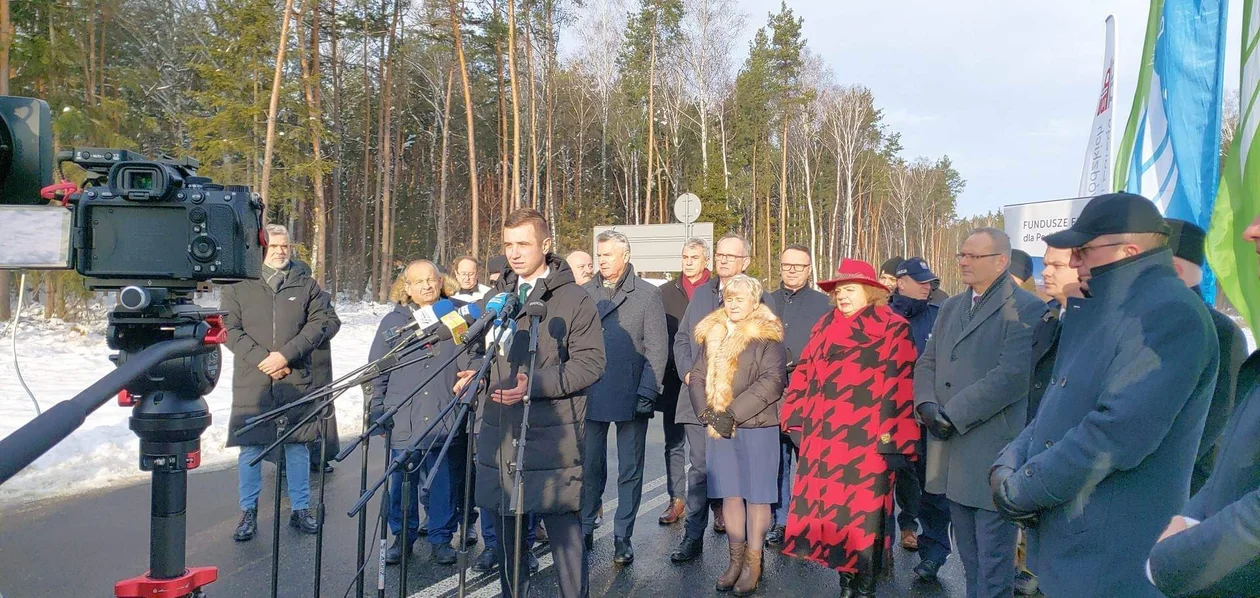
409, 473, 672, 597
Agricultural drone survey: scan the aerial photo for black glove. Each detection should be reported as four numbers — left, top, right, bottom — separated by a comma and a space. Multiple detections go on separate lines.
883, 453, 912, 471
704, 409, 736, 438
917, 402, 957, 440
636, 394, 656, 418
990, 466, 1039, 528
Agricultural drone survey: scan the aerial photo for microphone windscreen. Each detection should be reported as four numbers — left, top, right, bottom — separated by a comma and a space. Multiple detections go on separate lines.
441, 309, 470, 344
459, 303, 482, 322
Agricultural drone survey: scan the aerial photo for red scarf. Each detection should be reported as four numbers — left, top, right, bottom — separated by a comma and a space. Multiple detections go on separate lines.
681, 269, 711, 300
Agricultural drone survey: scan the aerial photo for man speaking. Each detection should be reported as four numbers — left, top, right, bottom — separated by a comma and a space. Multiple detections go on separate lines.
456, 208, 606, 598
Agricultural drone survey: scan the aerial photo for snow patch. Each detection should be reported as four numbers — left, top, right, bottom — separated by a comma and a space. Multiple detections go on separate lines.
0, 299, 393, 508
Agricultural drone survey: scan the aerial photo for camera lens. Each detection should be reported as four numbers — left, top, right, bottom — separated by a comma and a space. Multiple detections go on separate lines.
190, 235, 218, 262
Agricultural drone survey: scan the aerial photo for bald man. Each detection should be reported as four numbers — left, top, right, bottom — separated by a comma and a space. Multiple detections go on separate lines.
567, 251, 595, 287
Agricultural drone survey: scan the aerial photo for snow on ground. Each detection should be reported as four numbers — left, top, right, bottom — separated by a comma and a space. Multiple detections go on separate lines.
0, 296, 392, 508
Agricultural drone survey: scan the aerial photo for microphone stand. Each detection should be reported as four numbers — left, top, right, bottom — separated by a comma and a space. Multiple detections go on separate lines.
356, 389, 370, 598
242, 332, 429, 430
336, 342, 476, 463
415, 322, 509, 598
510, 311, 543, 598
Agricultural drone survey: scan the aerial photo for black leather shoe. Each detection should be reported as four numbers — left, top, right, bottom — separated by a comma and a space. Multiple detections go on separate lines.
432, 542, 457, 565
463, 527, 479, 547
613, 536, 634, 564
584, 532, 594, 551
765, 524, 786, 546
853, 572, 876, 597
1015, 570, 1039, 595
310, 462, 334, 474
838, 572, 856, 598
913, 559, 942, 582
472, 548, 499, 573
233, 508, 257, 542
670, 536, 703, 563
289, 509, 319, 534
385, 536, 413, 565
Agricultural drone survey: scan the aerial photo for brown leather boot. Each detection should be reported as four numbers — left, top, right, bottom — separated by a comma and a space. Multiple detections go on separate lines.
712, 505, 727, 533
716, 541, 746, 592
732, 546, 763, 596
658, 498, 685, 525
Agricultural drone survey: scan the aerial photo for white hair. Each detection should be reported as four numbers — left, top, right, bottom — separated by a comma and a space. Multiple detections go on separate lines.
596, 230, 631, 255
722, 274, 763, 302
264, 223, 290, 238
683, 236, 710, 254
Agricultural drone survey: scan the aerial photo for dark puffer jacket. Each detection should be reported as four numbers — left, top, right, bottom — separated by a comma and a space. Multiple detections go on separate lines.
474, 254, 606, 514
222, 262, 341, 448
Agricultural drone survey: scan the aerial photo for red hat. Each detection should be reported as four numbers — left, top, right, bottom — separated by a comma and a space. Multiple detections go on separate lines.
817, 258, 885, 293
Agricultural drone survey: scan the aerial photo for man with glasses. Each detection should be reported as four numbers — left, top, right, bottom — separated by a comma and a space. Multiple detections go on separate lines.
670, 232, 766, 563
765, 244, 830, 547
913, 227, 1045, 595
451, 256, 491, 302
991, 193, 1218, 597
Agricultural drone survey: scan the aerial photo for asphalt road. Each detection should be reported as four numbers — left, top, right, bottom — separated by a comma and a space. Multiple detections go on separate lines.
0, 423, 978, 597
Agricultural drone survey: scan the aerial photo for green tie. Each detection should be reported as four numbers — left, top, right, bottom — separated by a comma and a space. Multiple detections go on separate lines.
519, 282, 532, 305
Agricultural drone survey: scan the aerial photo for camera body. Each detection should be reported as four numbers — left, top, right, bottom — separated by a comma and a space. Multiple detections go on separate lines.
70, 148, 265, 289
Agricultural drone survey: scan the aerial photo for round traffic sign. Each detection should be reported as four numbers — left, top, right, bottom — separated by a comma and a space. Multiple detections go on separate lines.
674, 193, 701, 224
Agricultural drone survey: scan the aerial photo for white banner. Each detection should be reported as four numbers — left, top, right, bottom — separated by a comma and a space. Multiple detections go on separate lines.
1004, 197, 1093, 257
1079, 15, 1117, 197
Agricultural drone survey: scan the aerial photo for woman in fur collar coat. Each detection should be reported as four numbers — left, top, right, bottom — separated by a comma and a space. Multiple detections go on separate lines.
780, 259, 919, 598
687, 274, 787, 596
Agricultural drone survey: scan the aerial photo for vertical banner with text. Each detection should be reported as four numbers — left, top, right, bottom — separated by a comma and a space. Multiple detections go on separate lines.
1079, 16, 1117, 198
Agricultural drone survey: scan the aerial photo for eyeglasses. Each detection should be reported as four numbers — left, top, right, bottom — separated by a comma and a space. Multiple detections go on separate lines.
715, 253, 748, 262
954, 252, 1000, 262
780, 263, 810, 273
1071, 242, 1127, 260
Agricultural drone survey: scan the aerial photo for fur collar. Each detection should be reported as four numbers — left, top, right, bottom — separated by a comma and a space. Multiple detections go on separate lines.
694, 303, 783, 438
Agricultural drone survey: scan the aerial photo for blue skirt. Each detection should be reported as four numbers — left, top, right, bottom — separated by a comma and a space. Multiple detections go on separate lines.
706, 425, 780, 503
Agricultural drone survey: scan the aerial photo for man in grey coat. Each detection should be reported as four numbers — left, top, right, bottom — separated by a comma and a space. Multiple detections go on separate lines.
579, 230, 668, 565
913, 227, 1046, 597
991, 193, 1218, 598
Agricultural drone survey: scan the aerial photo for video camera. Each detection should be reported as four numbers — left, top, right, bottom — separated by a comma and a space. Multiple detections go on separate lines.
0, 96, 265, 290
0, 96, 266, 597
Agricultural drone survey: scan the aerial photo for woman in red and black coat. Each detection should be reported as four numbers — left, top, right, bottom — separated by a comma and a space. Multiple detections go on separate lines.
780, 258, 919, 598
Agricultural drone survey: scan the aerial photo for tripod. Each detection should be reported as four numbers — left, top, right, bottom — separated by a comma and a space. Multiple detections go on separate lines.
0, 287, 223, 598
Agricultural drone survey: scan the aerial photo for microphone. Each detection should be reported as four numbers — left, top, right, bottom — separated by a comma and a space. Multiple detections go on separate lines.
461, 292, 520, 344
523, 300, 547, 319
384, 299, 455, 342
441, 303, 481, 345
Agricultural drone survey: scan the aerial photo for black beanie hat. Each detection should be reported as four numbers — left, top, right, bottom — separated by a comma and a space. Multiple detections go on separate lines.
1009, 249, 1033, 281
880, 256, 904, 277
1166, 218, 1207, 266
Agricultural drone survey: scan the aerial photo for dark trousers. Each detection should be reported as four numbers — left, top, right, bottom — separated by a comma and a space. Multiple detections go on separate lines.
581, 417, 649, 538
490, 509, 588, 598
683, 423, 712, 540
893, 453, 922, 533
949, 500, 1016, 598
389, 445, 460, 546
662, 406, 687, 499
772, 434, 797, 525
480, 510, 536, 552
918, 491, 953, 566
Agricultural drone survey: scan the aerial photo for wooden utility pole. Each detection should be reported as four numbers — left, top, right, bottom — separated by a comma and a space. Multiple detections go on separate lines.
298, 0, 328, 284
260, 0, 297, 209
645, 27, 656, 224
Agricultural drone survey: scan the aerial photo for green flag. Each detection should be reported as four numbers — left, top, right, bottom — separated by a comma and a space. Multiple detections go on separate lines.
1207, 0, 1260, 331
